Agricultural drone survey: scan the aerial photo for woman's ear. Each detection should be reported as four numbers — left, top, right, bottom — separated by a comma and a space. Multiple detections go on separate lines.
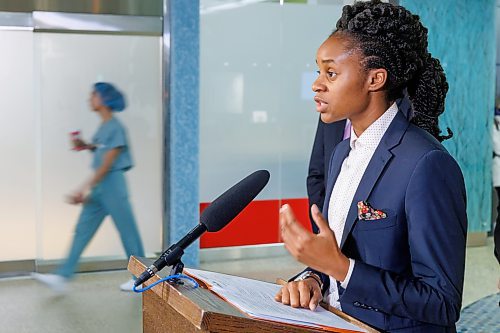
366, 68, 388, 92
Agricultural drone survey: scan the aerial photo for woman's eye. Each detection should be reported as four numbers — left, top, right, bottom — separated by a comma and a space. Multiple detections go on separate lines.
316, 70, 337, 78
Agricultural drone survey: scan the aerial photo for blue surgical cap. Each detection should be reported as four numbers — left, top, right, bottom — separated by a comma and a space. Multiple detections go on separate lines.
93, 82, 126, 112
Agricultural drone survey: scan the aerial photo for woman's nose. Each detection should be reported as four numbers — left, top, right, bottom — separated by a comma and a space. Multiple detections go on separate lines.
312, 77, 326, 93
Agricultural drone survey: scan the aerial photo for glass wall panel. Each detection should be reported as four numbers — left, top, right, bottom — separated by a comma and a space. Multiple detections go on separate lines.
199, 1, 346, 248
34, 33, 163, 260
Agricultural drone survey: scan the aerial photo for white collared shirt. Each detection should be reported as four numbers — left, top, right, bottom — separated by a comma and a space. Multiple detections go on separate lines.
325, 103, 399, 309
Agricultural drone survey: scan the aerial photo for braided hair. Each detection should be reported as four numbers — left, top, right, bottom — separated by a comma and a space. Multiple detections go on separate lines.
334, 0, 452, 141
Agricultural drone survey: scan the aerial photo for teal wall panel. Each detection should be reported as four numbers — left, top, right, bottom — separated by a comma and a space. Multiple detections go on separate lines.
402, 0, 496, 232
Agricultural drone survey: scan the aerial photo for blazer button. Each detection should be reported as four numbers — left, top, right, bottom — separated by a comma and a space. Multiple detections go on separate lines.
353, 301, 361, 307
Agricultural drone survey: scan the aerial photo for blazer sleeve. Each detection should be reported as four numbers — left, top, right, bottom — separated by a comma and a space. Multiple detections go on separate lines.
340, 150, 467, 326
307, 117, 326, 234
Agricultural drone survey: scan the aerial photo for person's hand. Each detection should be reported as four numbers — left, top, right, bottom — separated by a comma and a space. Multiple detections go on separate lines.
274, 278, 322, 311
279, 204, 349, 282
71, 138, 92, 151
66, 186, 90, 205
66, 192, 85, 205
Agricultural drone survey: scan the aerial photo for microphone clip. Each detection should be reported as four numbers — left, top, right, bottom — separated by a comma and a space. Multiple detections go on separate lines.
161, 245, 185, 285
168, 260, 185, 285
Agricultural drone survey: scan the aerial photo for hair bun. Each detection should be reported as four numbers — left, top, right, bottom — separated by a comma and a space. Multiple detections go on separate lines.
408, 55, 452, 141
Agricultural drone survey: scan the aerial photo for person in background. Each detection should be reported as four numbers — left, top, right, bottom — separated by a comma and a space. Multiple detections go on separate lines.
307, 118, 346, 233
33, 82, 145, 293
492, 97, 500, 265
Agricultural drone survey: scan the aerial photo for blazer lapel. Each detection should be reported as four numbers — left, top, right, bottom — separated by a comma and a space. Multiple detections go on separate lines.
340, 111, 410, 249
322, 139, 351, 217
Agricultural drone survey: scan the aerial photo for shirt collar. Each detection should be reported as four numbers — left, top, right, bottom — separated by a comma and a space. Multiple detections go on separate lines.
350, 102, 399, 151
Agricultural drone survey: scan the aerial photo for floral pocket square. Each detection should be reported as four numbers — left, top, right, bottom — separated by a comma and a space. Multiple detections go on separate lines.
357, 201, 387, 220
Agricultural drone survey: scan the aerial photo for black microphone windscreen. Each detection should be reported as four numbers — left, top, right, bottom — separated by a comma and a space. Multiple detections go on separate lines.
200, 170, 270, 232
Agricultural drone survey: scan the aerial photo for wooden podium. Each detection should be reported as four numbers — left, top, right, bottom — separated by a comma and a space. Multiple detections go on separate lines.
128, 256, 377, 333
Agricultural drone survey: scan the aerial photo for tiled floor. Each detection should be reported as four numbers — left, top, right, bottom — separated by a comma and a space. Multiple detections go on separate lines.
462, 237, 499, 307
0, 238, 498, 333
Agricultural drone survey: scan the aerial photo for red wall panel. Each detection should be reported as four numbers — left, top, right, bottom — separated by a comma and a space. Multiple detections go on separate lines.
200, 198, 311, 248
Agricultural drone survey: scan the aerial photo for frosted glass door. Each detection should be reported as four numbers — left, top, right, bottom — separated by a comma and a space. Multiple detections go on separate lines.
35, 33, 163, 260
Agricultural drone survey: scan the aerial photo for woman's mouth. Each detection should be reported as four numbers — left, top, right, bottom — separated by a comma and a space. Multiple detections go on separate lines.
314, 96, 328, 113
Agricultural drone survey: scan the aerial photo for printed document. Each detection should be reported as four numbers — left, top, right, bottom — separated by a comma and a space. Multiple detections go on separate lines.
185, 268, 366, 333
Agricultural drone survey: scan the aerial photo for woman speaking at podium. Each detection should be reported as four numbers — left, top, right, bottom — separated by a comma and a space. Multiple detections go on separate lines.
275, 1, 467, 332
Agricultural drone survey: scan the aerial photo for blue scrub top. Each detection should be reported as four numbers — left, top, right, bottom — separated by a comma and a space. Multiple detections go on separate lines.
91, 117, 133, 171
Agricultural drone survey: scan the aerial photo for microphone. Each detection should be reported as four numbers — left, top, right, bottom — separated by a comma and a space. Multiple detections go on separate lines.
134, 169, 270, 287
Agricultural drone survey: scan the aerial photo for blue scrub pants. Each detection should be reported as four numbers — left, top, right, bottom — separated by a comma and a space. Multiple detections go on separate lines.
57, 170, 145, 278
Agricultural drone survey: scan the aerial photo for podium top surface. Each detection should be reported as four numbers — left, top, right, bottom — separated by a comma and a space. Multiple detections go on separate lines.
128, 256, 375, 333
128, 256, 248, 321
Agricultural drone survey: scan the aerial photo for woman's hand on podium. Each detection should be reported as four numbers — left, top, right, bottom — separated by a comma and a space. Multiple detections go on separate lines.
274, 278, 322, 311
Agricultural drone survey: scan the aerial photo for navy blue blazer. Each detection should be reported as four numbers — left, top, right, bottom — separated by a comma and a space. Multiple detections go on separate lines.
307, 98, 413, 234
304, 110, 467, 332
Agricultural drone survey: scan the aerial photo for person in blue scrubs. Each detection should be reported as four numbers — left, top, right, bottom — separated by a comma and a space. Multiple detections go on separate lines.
33, 82, 145, 293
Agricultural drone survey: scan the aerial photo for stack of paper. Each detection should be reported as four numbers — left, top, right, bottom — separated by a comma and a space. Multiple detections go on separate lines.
185, 268, 367, 333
